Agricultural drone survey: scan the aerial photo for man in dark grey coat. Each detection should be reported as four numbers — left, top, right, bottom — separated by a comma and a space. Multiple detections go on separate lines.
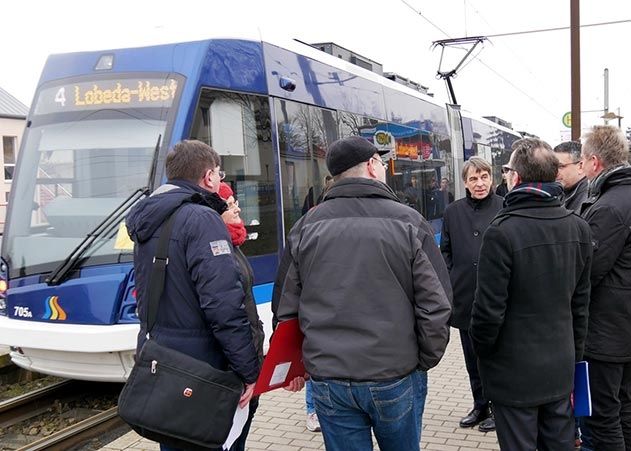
277, 136, 452, 451
470, 138, 592, 451
579, 125, 631, 451
440, 156, 503, 432
553, 140, 588, 213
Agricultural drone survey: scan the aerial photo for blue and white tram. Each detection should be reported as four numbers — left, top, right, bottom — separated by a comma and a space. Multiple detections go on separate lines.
0, 36, 521, 382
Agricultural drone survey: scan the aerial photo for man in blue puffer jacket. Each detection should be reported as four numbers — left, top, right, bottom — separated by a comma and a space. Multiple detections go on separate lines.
126, 140, 259, 451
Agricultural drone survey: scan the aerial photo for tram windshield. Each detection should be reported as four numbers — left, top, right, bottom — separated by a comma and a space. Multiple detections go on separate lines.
3, 75, 181, 278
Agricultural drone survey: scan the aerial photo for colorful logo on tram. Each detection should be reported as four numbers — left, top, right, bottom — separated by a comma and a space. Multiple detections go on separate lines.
43, 296, 67, 321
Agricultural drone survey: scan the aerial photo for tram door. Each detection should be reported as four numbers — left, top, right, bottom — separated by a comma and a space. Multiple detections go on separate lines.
446, 104, 466, 200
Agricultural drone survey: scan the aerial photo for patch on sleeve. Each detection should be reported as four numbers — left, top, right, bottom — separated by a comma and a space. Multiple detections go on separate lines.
210, 239, 231, 256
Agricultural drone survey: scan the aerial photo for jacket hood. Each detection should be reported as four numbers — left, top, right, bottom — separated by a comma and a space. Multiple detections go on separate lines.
126, 180, 220, 243
324, 177, 400, 202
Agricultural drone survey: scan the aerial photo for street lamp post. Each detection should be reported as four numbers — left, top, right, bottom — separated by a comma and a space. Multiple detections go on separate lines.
571, 0, 581, 141
601, 110, 623, 128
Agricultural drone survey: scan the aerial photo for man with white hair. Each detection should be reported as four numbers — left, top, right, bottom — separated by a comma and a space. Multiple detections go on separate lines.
580, 125, 631, 451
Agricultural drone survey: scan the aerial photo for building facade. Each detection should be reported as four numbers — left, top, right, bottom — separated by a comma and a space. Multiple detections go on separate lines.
0, 87, 28, 232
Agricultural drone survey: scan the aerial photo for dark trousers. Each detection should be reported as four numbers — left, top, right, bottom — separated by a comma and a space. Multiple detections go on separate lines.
159, 396, 259, 451
459, 329, 487, 410
583, 358, 631, 451
494, 397, 574, 451
229, 396, 259, 451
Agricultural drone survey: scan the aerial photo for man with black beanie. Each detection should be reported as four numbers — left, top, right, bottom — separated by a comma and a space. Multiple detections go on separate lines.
276, 136, 452, 451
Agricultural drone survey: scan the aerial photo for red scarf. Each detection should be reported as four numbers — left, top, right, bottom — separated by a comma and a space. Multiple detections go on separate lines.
227, 221, 247, 247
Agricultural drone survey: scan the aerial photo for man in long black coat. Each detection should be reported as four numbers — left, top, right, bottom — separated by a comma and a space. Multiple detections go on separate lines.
470, 138, 592, 450
440, 156, 503, 432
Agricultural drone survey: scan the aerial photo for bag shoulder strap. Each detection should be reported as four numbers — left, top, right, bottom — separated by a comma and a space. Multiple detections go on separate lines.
146, 207, 181, 335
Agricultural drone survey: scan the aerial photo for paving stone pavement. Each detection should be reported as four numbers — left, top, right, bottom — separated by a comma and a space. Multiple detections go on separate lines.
100, 329, 499, 451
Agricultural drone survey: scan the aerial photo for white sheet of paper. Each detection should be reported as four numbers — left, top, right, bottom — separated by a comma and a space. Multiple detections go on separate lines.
222, 403, 249, 450
269, 362, 292, 386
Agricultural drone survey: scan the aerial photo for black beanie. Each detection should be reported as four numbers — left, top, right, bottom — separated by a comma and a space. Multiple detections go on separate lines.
326, 136, 388, 176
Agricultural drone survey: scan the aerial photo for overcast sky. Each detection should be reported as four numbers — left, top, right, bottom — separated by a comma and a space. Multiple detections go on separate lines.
2, 0, 630, 144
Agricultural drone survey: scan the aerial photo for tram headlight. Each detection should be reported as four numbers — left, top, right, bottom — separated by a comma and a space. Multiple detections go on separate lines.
117, 281, 138, 323
0, 258, 8, 316
0, 278, 6, 316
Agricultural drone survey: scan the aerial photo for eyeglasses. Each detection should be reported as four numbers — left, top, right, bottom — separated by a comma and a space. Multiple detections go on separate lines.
213, 168, 226, 180
370, 157, 388, 169
501, 165, 514, 174
558, 161, 581, 169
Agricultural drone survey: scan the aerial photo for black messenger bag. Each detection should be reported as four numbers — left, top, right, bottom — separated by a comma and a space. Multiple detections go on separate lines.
118, 208, 244, 450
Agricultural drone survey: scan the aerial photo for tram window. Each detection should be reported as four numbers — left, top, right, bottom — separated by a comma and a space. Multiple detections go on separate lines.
339, 111, 379, 138
492, 132, 518, 189
385, 89, 430, 125
276, 100, 338, 235
339, 109, 454, 236
189, 89, 277, 257
383, 127, 452, 237
307, 105, 338, 208
3, 136, 17, 181
470, 119, 513, 190
435, 135, 455, 204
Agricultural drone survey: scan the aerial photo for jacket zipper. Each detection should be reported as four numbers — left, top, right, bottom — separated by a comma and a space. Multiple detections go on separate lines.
148, 359, 241, 393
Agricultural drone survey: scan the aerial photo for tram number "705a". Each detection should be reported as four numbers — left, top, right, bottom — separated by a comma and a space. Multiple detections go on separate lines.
13, 306, 33, 318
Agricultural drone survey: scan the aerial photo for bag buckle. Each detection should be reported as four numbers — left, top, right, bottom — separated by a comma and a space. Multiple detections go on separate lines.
151, 360, 157, 374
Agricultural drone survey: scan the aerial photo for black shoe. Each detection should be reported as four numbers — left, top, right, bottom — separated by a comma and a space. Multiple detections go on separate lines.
478, 416, 496, 432
459, 408, 489, 428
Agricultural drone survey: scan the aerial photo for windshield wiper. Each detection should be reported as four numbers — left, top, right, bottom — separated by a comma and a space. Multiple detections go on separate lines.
45, 135, 162, 286
45, 187, 147, 285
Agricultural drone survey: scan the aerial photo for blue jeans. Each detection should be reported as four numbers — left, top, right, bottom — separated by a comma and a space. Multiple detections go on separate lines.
306, 379, 315, 414
310, 369, 428, 451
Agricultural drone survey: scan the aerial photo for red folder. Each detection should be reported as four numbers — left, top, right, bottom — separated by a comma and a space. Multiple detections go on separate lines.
253, 318, 306, 395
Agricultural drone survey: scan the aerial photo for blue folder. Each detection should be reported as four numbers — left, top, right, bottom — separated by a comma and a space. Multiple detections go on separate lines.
574, 361, 592, 417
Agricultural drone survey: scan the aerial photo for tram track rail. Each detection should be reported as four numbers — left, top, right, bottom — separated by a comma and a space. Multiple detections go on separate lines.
0, 380, 74, 428
0, 379, 126, 451
15, 406, 124, 451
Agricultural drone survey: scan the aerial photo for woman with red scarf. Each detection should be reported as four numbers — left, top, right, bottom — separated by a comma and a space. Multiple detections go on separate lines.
218, 182, 265, 451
